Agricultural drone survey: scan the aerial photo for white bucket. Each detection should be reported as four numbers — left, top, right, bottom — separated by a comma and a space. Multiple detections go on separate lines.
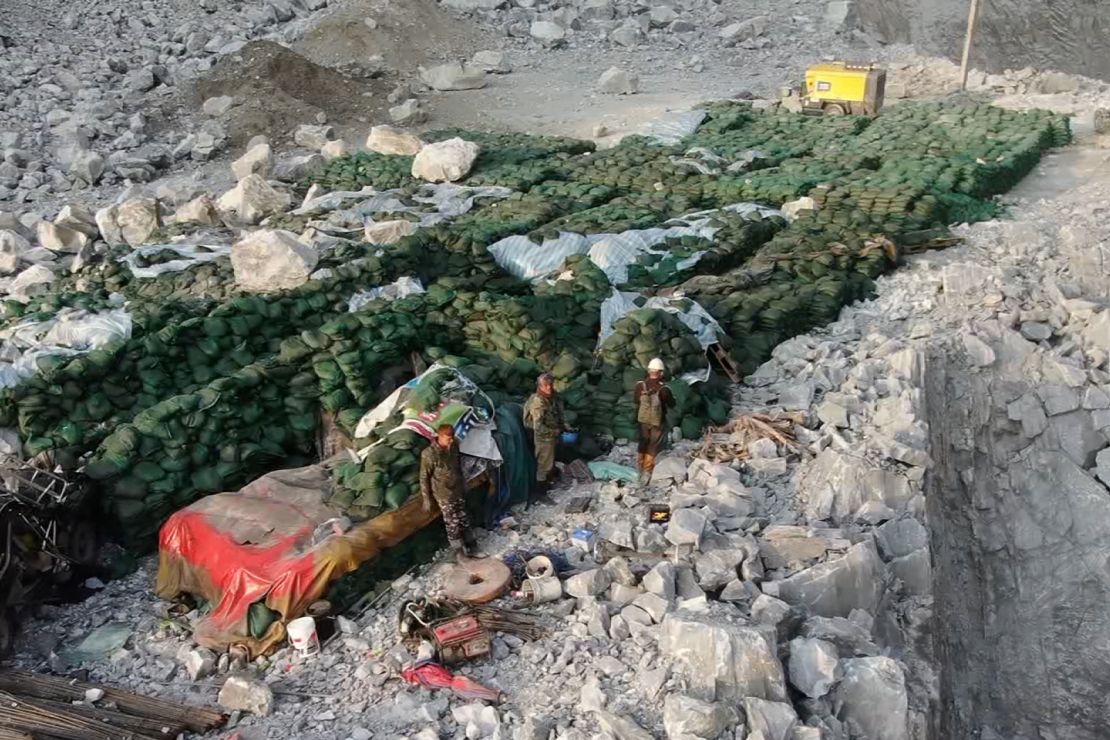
287, 616, 319, 655
525, 555, 554, 579
521, 576, 562, 604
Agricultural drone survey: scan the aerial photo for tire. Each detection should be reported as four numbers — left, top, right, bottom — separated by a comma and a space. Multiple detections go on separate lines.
823, 103, 848, 116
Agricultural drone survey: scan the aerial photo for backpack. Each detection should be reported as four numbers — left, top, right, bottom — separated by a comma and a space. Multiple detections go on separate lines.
637, 384, 664, 427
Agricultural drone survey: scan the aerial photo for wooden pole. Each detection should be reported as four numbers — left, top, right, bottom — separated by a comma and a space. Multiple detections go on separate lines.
959, 0, 982, 90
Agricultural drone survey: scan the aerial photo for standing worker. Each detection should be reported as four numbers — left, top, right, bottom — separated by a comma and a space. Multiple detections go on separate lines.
523, 373, 566, 494
420, 424, 477, 561
634, 358, 674, 486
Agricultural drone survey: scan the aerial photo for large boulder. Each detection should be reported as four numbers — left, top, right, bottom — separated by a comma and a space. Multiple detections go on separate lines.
272, 154, 325, 182
772, 540, 883, 618
0, 230, 28, 274
231, 143, 272, 181
420, 62, 487, 91
662, 694, 735, 739
217, 175, 291, 225
787, 637, 840, 698
797, 448, 913, 524
231, 230, 318, 293
293, 124, 335, 149
366, 125, 425, 156
96, 198, 162, 247
170, 195, 221, 226
661, 613, 787, 703
69, 149, 106, 185
597, 67, 639, 95
741, 698, 797, 740
54, 205, 98, 237
10, 264, 56, 301
832, 657, 909, 740
411, 138, 480, 183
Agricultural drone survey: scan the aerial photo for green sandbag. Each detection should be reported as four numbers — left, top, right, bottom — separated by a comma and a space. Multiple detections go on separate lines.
133, 461, 166, 482
384, 482, 413, 509
680, 416, 702, 440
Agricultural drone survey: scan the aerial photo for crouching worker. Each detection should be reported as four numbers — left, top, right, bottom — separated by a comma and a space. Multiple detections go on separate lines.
524, 373, 566, 494
420, 424, 477, 561
634, 358, 674, 486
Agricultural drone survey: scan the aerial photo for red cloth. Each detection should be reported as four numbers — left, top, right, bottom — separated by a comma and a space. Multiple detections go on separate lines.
401, 661, 503, 703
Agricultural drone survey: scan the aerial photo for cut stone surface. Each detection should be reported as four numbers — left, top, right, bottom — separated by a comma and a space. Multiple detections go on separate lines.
662, 693, 734, 739
364, 220, 418, 245
661, 613, 787, 703
787, 637, 839, 698
665, 508, 707, 547
742, 697, 797, 740
564, 568, 611, 598
775, 541, 883, 618
833, 657, 909, 740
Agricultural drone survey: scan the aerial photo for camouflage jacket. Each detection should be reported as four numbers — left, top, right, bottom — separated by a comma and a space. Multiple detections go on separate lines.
523, 392, 565, 440
420, 439, 464, 506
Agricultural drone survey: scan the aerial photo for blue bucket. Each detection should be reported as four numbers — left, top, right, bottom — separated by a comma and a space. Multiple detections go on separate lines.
561, 431, 579, 445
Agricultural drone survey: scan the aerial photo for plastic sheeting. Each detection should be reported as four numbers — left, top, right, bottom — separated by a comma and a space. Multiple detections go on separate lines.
641, 109, 708, 145
489, 202, 782, 284
352, 363, 494, 441
347, 276, 426, 313
295, 183, 513, 235
0, 308, 132, 388
155, 462, 494, 656
598, 289, 723, 350
119, 242, 232, 278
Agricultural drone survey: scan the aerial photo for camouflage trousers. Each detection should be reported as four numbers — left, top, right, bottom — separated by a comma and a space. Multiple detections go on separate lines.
438, 495, 473, 548
534, 435, 558, 482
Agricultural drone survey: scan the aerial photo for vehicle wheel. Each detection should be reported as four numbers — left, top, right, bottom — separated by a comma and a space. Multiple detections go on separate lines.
824, 103, 848, 116
60, 520, 98, 567
0, 610, 14, 657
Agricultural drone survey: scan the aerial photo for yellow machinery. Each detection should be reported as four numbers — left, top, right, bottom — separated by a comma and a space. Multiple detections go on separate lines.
791, 62, 887, 117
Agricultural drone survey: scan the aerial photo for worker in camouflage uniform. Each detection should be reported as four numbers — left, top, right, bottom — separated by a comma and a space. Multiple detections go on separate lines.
420, 424, 476, 560
523, 373, 566, 493
633, 358, 674, 486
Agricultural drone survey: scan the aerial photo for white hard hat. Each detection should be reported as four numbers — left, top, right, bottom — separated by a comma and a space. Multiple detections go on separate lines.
648, 358, 665, 372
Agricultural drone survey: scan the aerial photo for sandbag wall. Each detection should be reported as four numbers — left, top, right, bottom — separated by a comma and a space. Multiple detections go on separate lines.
0, 101, 1069, 548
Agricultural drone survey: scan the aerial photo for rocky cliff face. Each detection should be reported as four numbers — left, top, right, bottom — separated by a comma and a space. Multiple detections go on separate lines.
856, 0, 1110, 81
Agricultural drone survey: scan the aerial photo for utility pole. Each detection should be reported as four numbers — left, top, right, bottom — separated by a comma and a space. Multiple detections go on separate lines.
959, 0, 982, 90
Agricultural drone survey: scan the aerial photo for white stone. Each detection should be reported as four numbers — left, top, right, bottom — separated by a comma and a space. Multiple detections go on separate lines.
719, 15, 768, 42
203, 96, 235, 116
170, 195, 220, 226
69, 149, 105, 185
743, 698, 798, 740
320, 139, 348, 160
232, 143, 272, 180
597, 67, 639, 95
530, 20, 567, 45
96, 198, 161, 247
595, 711, 654, 740
217, 174, 291, 225
962, 334, 996, 367
833, 657, 909, 740
411, 138, 479, 183
294, 124, 336, 149
780, 196, 817, 221
231, 230, 318, 293
665, 508, 707, 546
633, 592, 671, 623
470, 50, 512, 74
609, 583, 643, 605
663, 694, 734, 739
0, 230, 28, 274
184, 648, 217, 680
642, 561, 676, 601
390, 99, 429, 125
787, 637, 839, 698
775, 541, 883, 618
218, 675, 273, 716
564, 568, 611, 598
10, 264, 56, 300
365, 220, 417, 245
366, 126, 425, 156
420, 62, 487, 91
36, 222, 88, 253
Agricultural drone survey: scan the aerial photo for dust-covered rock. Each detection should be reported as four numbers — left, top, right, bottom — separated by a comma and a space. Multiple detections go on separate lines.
231, 229, 318, 292
411, 138, 479, 183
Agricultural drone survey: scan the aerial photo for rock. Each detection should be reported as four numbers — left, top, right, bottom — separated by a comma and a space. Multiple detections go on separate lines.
595, 711, 654, 740
874, 518, 928, 560
54, 206, 98, 237
604, 555, 637, 586
1020, 321, 1053, 342
184, 648, 217, 681
364, 220, 418, 245
665, 508, 707, 547
825, 0, 858, 30
442, 0, 504, 9
663, 694, 734, 739
1037, 384, 1079, 416
564, 568, 612, 598
632, 592, 671, 623
962, 334, 996, 367
580, 675, 607, 712
36, 221, 88, 253
1006, 393, 1048, 438
649, 5, 679, 26
203, 96, 235, 116
1095, 448, 1110, 486
320, 139, 348, 160
411, 138, 480, 183
778, 380, 813, 411
390, 99, 429, 125
759, 526, 842, 571
126, 68, 157, 93
599, 519, 636, 550
0, 230, 28, 274
661, 613, 787, 702
787, 638, 839, 698
351, 729, 372, 740
694, 549, 745, 590
366, 125, 425, 156
218, 675, 273, 716
597, 67, 639, 95
10, 265, 56, 301
452, 703, 501, 739
581, 0, 614, 20
775, 541, 883, 618
273, 154, 325, 182
719, 15, 768, 43
609, 583, 643, 605
471, 50, 512, 74
801, 616, 879, 658
294, 124, 336, 149
1095, 109, 1110, 135
610, 23, 643, 47
751, 593, 791, 627
231, 230, 318, 292
621, 604, 652, 627
742, 698, 797, 740
170, 195, 220, 226
642, 561, 676, 600
780, 196, 817, 221
1034, 71, 1081, 94
84, 688, 104, 703
232, 143, 272, 180
96, 198, 161, 247
421, 62, 487, 91
888, 549, 931, 595
217, 175, 291, 225
833, 657, 909, 740
69, 150, 105, 185
0, 212, 31, 241
530, 20, 567, 45
798, 448, 913, 524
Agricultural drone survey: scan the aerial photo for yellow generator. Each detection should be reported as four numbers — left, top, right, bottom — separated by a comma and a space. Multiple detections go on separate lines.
795, 62, 886, 117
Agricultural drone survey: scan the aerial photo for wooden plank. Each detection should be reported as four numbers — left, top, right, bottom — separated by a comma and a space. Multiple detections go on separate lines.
0, 671, 225, 734
959, 0, 982, 90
